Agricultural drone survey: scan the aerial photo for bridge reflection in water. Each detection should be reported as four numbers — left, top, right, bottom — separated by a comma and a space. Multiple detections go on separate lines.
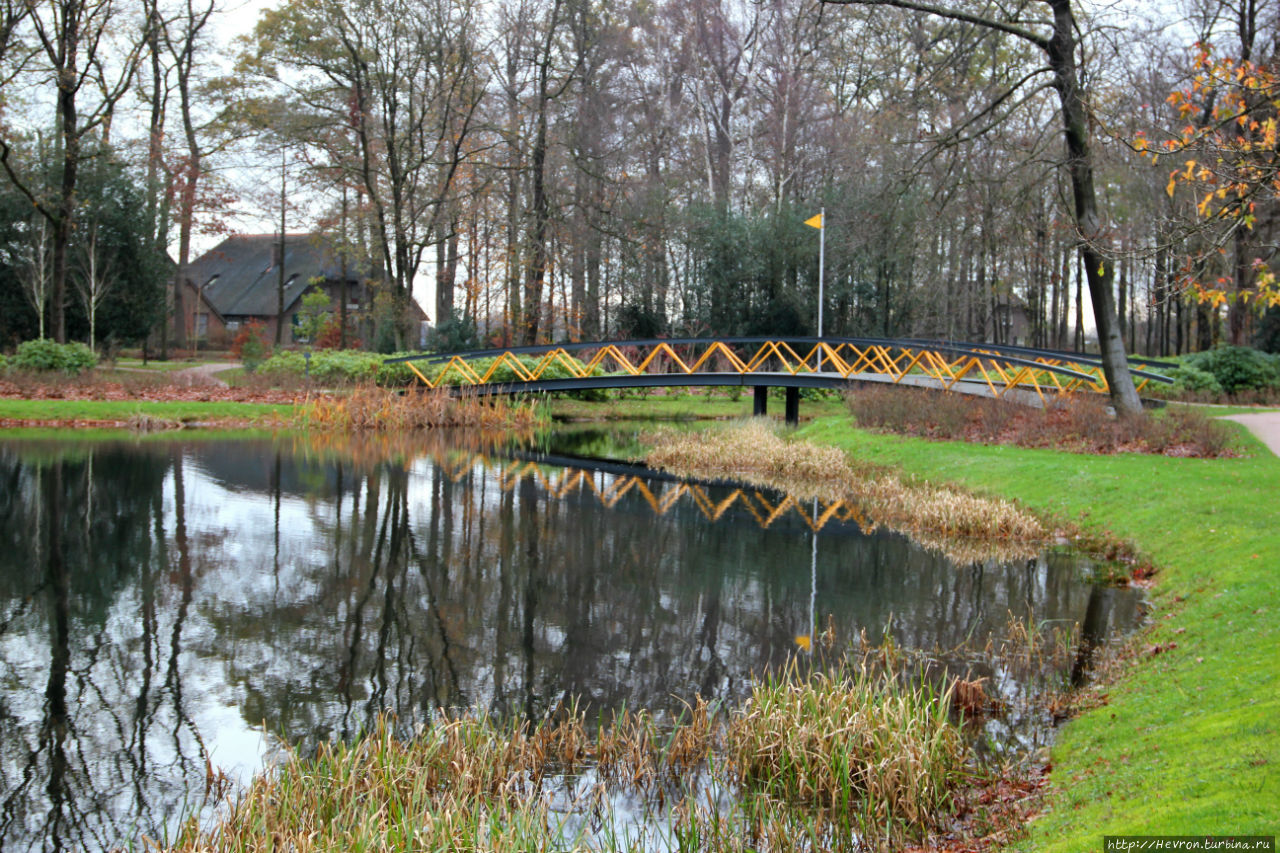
432, 447, 874, 535
0, 436, 1142, 853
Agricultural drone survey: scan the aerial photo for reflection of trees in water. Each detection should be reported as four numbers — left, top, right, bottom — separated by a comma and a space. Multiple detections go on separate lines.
201, 452, 1128, 744
0, 439, 1141, 851
0, 448, 212, 853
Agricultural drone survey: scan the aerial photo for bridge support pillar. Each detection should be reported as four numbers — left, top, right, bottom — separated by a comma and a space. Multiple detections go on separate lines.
785, 386, 800, 426
753, 386, 768, 417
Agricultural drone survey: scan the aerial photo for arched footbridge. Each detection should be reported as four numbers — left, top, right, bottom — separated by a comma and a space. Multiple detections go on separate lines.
385, 337, 1174, 424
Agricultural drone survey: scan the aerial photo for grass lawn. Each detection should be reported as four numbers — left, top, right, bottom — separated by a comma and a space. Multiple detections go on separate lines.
798, 414, 1278, 850
0, 398, 294, 424
1167, 402, 1280, 418
547, 389, 848, 421
107, 358, 225, 372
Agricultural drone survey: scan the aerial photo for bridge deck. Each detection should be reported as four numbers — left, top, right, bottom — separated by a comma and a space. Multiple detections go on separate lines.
456, 370, 1050, 406
386, 337, 1172, 420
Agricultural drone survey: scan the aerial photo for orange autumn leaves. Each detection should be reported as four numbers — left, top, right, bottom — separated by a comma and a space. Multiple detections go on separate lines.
1140, 45, 1280, 308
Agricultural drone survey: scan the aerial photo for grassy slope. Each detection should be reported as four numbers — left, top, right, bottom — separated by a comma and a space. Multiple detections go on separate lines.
0, 398, 294, 422
798, 415, 1278, 850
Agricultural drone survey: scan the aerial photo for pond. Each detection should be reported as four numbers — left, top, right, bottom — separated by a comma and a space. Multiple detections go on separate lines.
0, 431, 1142, 852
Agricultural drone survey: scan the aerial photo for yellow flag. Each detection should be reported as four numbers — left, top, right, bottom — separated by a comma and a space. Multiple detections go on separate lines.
794, 634, 812, 651
804, 213, 823, 229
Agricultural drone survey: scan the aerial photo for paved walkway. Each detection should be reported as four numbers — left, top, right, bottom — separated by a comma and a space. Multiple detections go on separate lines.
1220, 411, 1280, 457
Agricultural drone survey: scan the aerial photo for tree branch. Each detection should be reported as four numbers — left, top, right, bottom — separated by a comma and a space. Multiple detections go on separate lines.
819, 0, 1050, 50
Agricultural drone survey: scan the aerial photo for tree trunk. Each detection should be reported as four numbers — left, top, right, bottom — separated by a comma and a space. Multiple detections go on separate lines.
1196, 301, 1213, 350
524, 109, 549, 344
1075, 247, 1084, 351
522, 0, 562, 346
1059, 241, 1071, 348
1045, 0, 1141, 414
435, 221, 458, 327
1229, 228, 1250, 345
584, 223, 601, 340
51, 51, 79, 344
275, 160, 287, 346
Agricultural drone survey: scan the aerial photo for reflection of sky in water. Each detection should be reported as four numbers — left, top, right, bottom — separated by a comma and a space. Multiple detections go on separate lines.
0, 438, 1142, 853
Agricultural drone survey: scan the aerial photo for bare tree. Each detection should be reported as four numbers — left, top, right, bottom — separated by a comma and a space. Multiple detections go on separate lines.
161, 0, 219, 351
822, 0, 1143, 415
243, 0, 487, 349
20, 215, 51, 340
0, 0, 147, 344
73, 222, 113, 351
0, 0, 29, 74
681, 0, 761, 214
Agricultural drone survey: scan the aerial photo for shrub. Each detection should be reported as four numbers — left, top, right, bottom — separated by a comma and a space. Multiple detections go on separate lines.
844, 385, 1235, 457
1146, 407, 1235, 457
294, 289, 332, 343
0, 353, 7, 373
11, 339, 98, 374
425, 314, 480, 353
1165, 363, 1223, 396
231, 321, 272, 373
314, 317, 362, 350
1185, 346, 1280, 394
258, 349, 382, 384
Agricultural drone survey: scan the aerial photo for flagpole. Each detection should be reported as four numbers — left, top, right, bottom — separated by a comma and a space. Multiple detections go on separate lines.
805, 210, 826, 371
818, 206, 825, 341
817, 207, 825, 372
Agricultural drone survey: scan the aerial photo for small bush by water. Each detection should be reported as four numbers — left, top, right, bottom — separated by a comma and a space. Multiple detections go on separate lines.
845, 386, 1235, 457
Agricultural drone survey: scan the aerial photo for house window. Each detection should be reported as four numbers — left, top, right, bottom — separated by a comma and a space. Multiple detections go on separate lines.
196, 313, 209, 339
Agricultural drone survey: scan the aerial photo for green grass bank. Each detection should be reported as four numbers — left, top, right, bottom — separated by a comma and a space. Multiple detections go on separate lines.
798, 414, 1278, 850
0, 398, 295, 424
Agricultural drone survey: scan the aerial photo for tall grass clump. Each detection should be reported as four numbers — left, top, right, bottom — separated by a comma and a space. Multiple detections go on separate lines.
160, 669, 973, 853
727, 664, 966, 846
295, 385, 542, 431
160, 716, 580, 853
644, 421, 1044, 555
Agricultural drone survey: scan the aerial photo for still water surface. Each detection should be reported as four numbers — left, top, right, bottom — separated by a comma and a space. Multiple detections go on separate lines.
0, 433, 1139, 852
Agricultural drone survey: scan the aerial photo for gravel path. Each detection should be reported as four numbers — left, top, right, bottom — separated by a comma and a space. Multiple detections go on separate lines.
171, 361, 241, 388
1220, 411, 1280, 457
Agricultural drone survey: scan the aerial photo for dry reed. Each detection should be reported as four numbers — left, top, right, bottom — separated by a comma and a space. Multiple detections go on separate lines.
643, 421, 1044, 558
156, 668, 970, 853
293, 384, 542, 432
727, 663, 966, 845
